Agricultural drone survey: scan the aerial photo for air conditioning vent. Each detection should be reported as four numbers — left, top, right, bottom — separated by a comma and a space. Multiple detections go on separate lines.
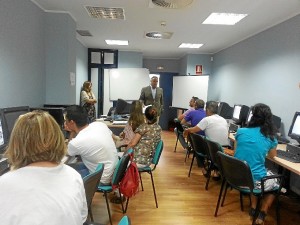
145, 31, 173, 39
151, 0, 193, 9
76, 30, 92, 37
85, 6, 125, 20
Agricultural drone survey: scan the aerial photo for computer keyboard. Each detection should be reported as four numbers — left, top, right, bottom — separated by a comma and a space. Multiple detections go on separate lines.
276, 149, 300, 163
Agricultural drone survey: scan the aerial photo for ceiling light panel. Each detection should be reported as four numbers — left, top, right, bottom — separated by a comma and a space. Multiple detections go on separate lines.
85, 6, 125, 20
178, 43, 203, 48
202, 13, 247, 25
105, 40, 128, 46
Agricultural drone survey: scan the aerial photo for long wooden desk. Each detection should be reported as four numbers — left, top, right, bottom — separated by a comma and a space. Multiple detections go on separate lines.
96, 118, 127, 135
228, 132, 300, 176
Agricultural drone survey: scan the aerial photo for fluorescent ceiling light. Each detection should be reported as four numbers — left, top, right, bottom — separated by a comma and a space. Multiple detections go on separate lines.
202, 13, 247, 25
105, 40, 128, 45
178, 43, 203, 49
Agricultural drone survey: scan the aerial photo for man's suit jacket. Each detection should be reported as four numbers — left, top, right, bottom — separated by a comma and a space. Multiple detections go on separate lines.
139, 86, 164, 115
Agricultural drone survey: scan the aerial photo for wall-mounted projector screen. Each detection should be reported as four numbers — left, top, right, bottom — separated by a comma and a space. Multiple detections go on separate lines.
109, 68, 150, 101
172, 75, 209, 109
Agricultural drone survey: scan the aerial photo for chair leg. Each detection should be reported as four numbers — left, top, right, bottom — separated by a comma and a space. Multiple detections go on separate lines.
276, 195, 280, 225
215, 179, 226, 217
124, 197, 130, 213
104, 192, 112, 225
174, 135, 179, 152
221, 183, 229, 207
149, 171, 158, 208
188, 153, 195, 177
239, 192, 244, 211
88, 207, 94, 222
205, 165, 212, 191
252, 197, 262, 225
139, 172, 144, 191
119, 189, 125, 214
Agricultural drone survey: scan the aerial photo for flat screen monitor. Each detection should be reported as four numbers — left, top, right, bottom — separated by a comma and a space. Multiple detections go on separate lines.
288, 111, 300, 144
232, 104, 249, 126
2, 106, 30, 136
246, 109, 253, 125
0, 116, 9, 153
217, 102, 233, 119
115, 99, 131, 115
31, 107, 65, 129
272, 114, 281, 132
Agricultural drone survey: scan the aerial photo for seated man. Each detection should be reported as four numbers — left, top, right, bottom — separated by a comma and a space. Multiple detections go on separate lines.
177, 96, 198, 122
64, 105, 118, 186
181, 99, 206, 136
184, 101, 229, 175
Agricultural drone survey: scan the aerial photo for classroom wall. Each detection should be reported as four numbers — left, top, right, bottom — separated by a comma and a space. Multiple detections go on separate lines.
185, 54, 213, 76
44, 12, 77, 105
0, 0, 45, 108
118, 51, 143, 68
143, 58, 180, 73
76, 41, 88, 105
209, 14, 300, 136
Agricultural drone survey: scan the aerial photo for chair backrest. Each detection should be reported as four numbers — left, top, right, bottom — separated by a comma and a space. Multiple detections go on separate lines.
174, 118, 184, 133
206, 139, 223, 168
118, 215, 131, 225
189, 133, 209, 157
217, 152, 254, 191
152, 140, 164, 167
111, 153, 131, 186
83, 163, 104, 207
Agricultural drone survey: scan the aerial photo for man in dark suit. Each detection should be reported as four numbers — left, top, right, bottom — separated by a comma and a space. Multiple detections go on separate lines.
139, 76, 164, 116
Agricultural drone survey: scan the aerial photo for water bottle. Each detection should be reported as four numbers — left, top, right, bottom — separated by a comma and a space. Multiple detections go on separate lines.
111, 109, 115, 121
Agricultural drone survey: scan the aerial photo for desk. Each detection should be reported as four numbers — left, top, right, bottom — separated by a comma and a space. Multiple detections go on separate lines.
228, 132, 300, 176
96, 118, 126, 135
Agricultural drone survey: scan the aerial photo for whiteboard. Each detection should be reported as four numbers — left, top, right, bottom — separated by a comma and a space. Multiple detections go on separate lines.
172, 75, 209, 109
109, 68, 150, 101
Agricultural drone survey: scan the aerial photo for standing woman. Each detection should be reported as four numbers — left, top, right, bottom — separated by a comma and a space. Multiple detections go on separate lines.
234, 103, 278, 225
81, 81, 97, 122
0, 111, 87, 225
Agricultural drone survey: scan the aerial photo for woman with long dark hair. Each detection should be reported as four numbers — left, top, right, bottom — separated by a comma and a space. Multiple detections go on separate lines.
234, 103, 278, 225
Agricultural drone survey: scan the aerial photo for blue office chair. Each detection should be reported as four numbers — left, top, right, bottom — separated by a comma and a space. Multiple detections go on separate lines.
83, 163, 104, 223
83, 215, 131, 225
97, 154, 131, 225
137, 140, 164, 209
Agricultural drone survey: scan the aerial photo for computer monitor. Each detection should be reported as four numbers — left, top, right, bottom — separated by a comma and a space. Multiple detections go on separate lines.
288, 111, 300, 145
217, 102, 234, 119
31, 107, 65, 129
115, 99, 131, 115
2, 106, 30, 136
232, 104, 249, 126
0, 113, 9, 153
246, 108, 281, 132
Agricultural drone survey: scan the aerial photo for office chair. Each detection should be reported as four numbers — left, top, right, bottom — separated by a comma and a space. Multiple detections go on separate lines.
83, 215, 131, 225
215, 152, 284, 225
83, 163, 104, 223
188, 133, 209, 177
97, 154, 131, 225
137, 140, 164, 209
204, 139, 223, 190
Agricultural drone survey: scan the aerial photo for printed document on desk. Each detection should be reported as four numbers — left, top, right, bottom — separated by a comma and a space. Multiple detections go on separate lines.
112, 121, 128, 125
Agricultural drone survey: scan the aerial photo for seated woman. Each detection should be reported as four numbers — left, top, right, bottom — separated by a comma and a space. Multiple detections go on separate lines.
234, 103, 278, 225
114, 100, 145, 149
126, 106, 162, 168
0, 110, 87, 225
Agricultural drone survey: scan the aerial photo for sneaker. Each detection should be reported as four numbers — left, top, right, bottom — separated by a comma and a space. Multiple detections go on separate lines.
248, 207, 256, 218
255, 211, 266, 225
